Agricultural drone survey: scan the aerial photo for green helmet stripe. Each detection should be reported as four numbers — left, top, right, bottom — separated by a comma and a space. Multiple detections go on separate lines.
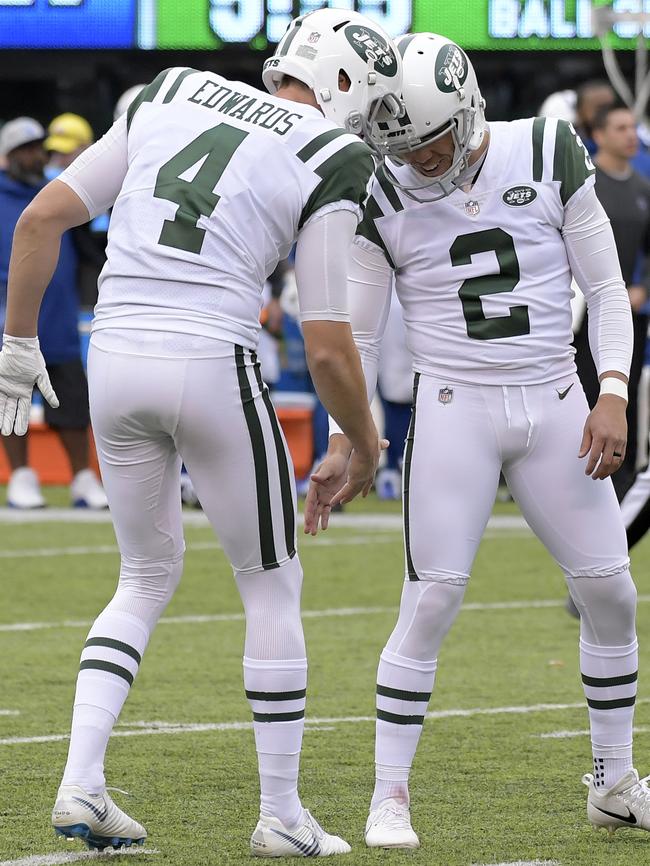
278, 19, 302, 57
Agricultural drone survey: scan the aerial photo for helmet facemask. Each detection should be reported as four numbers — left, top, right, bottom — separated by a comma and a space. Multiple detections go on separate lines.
380, 100, 483, 202
368, 33, 487, 203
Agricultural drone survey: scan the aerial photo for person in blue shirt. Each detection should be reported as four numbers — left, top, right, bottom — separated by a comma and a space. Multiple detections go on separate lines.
0, 116, 106, 508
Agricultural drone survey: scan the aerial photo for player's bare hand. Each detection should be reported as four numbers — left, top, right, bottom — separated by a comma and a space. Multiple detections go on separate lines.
578, 394, 627, 480
329, 437, 389, 510
304, 451, 349, 535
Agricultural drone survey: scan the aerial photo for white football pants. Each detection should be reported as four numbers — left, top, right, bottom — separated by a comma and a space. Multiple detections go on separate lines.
88, 338, 297, 574
403, 372, 629, 583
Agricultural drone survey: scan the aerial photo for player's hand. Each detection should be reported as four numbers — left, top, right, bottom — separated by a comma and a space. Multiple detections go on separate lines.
578, 394, 627, 480
0, 334, 58, 436
329, 436, 389, 509
304, 450, 349, 535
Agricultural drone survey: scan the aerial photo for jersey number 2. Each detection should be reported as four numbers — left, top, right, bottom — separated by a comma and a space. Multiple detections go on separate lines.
450, 228, 530, 340
154, 123, 249, 255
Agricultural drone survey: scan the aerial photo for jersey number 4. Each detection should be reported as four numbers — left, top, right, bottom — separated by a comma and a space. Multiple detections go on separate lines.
154, 123, 249, 255
450, 228, 530, 340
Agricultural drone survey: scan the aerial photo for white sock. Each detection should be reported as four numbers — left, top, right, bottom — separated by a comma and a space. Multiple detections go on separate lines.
580, 638, 638, 789
372, 649, 436, 810
62, 610, 150, 792
61, 704, 116, 793
244, 656, 307, 829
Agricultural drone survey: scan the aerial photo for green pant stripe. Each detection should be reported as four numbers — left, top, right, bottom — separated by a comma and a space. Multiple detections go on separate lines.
252, 710, 305, 722
586, 696, 636, 710
582, 671, 638, 688
84, 637, 141, 665
377, 709, 425, 726
404, 373, 420, 580
377, 684, 431, 702
235, 345, 278, 570
246, 689, 306, 702
80, 659, 134, 686
251, 354, 296, 560
532, 116, 546, 182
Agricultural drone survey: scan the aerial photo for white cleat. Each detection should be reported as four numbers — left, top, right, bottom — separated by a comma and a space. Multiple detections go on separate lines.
583, 769, 650, 834
70, 469, 108, 509
365, 798, 420, 849
251, 809, 351, 857
52, 785, 147, 850
7, 466, 45, 509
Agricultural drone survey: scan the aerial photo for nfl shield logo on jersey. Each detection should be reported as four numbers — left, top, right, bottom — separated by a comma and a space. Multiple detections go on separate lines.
438, 386, 453, 405
464, 199, 480, 217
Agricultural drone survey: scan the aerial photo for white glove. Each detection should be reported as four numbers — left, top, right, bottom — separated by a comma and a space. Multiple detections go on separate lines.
0, 334, 59, 436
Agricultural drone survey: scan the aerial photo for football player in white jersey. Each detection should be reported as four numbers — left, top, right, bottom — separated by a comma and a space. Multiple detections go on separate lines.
0, 9, 404, 857
306, 32, 648, 849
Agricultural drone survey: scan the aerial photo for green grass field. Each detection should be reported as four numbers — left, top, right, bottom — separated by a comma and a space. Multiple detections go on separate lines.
1, 493, 649, 865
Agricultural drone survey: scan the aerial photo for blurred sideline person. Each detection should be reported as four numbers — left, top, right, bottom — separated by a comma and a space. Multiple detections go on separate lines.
575, 79, 615, 156
573, 103, 650, 495
0, 117, 106, 508
306, 33, 645, 848
0, 9, 403, 856
45, 113, 93, 176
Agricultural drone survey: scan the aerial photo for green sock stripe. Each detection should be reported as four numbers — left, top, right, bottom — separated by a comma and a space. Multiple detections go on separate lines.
586, 696, 636, 710
246, 689, 306, 701
84, 637, 141, 665
377, 684, 431, 702
582, 671, 638, 688
252, 710, 305, 722
377, 709, 425, 726
79, 659, 134, 686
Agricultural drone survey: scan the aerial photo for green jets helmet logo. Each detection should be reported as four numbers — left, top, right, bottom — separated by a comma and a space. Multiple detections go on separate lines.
344, 25, 398, 77
435, 43, 468, 93
502, 186, 537, 207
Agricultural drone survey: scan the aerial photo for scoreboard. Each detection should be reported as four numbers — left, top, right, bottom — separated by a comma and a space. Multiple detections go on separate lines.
0, 0, 646, 50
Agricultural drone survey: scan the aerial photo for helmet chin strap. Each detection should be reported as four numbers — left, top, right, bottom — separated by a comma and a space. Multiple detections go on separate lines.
451, 143, 488, 190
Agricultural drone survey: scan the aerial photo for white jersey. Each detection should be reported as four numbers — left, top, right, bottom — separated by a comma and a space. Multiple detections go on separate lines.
357, 117, 597, 385
88, 67, 373, 348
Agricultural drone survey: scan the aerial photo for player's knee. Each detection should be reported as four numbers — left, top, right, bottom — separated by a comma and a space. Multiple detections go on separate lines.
569, 568, 637, 646
235, 555, 305, 656
117, 551, 185, 605
390, 579, 466, 660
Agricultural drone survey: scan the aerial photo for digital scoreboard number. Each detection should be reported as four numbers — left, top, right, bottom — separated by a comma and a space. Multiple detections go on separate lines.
0, 0, 644, 50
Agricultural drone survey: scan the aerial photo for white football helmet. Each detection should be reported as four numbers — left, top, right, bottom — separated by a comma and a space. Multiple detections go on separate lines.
262, 8, 404, 148
370, 32, 487, 201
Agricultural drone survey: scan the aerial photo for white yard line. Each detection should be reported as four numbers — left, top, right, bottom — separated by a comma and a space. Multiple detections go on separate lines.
473, 861, 559, 866
0, 710, 19, 716
4, 700, 646, 747
0, 534, 401, 561
0, 849, 159, 866
5, 595, 650, 634
0, 508, 530, 532
539, 725, 650, 740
